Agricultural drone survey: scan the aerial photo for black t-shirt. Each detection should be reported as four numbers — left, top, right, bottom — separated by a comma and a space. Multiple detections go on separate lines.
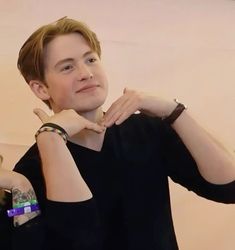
1, 114, 235, 250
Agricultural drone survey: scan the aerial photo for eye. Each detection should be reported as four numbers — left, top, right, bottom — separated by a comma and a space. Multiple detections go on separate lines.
87, 57, 97, 64
61, 64, 74, 72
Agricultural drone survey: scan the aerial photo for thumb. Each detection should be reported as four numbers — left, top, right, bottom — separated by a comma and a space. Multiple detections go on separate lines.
123, 87, 131, 94
33, 108, 50, 123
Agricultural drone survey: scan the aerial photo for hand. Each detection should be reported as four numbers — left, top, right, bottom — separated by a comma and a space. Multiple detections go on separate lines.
103, 88, 176, 127
34, 108, 105, 137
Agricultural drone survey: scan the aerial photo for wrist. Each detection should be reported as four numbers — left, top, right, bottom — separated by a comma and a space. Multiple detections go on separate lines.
35, 123, 68, 143
140, 95, 177, 118
162, 99, 187, 125
36, 128, 66, 143
162, 100, 178, 117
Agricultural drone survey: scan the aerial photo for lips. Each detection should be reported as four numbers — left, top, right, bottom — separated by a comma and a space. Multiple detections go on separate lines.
76, 84, 99, 93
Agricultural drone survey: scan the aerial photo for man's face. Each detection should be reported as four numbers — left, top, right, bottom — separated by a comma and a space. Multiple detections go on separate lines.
42, 33, 108, 113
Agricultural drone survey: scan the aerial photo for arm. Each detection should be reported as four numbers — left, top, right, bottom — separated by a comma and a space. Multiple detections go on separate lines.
103, 88, 235, 184
36, 132, 93, 202
0, 168, 40, 227
33, 108, 104, 202
171, 111, 235, 184
32, 109, 104, 248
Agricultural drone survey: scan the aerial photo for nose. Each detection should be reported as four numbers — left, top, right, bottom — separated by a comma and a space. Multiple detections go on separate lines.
77, 63, 93, 81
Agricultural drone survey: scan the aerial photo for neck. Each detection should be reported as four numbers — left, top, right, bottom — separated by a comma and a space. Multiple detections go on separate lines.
69, 107, 106, 149
79, 107, 104, 124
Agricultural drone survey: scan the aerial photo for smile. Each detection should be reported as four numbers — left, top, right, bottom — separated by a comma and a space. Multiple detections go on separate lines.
77, 85, 99, 93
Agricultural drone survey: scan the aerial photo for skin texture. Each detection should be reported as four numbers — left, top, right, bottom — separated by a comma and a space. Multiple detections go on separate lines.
0, 158, 40, 227
12, 186, 40, 227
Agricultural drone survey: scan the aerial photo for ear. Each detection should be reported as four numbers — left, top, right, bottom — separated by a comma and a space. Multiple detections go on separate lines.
29, 80, 50, 101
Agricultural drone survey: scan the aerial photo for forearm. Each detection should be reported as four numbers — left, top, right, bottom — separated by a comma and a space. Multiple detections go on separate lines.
172, 110, 235, 184
0, 169, 40, 226
0, 169, 27, 191
36, 132, 92, 202
103, 89, 235, 184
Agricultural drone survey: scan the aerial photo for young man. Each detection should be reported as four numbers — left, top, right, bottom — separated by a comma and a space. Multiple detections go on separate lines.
1, 17, 235, 250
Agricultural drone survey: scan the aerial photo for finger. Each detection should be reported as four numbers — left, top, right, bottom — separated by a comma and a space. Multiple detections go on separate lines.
33, 108, 50, 123
103, 96, 129, 125
115, 102, 138, 125
123, 87, 131, 94
104, 98, 136, 127
106, 88, 135, 120
86, 122, 106, 133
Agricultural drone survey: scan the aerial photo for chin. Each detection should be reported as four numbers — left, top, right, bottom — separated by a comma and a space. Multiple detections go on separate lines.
76, 97, 106, 113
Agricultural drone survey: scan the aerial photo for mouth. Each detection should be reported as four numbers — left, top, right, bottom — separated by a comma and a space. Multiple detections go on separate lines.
77, 84, 99, 93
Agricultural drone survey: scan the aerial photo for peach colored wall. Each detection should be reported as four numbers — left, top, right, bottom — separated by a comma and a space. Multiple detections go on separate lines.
0, 143, 29, 170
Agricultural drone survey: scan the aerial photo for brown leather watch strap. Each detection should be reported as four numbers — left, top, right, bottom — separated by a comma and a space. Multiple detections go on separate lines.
163, 99, 187, 125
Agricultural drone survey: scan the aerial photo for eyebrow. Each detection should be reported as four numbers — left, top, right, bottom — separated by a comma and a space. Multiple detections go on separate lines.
54, 51, 95, 69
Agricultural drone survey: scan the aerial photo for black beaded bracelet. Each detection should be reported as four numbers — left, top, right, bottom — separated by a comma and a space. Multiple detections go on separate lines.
41, 123, 68, 136
163, 99, 187, 125
35, 123, 69, 143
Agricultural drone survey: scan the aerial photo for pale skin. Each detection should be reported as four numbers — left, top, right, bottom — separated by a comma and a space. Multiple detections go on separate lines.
29, 33, 235, 204
0, 157, 40, 226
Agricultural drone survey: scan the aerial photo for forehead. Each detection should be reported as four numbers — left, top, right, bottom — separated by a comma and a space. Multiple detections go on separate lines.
44, 33, 91, 65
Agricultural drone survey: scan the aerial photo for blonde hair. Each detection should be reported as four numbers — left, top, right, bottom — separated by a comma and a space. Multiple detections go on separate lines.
17, 17, 101, 83
17, 17, 101, 107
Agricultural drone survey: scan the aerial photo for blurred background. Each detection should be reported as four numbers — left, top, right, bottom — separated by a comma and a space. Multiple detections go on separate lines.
0, 0, 235, 249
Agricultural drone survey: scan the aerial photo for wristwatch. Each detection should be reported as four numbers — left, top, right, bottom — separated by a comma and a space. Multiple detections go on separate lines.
163, 99, 187, 125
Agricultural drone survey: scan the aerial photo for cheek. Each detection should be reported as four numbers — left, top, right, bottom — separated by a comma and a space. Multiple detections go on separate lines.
93, 65, 107, 81
97, 70, 108, 88
49, 82, 73, 104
